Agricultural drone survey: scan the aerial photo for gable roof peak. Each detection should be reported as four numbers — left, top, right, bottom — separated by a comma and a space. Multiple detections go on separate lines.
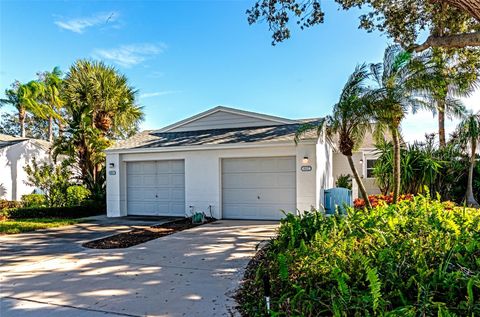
156, 105, 298, 133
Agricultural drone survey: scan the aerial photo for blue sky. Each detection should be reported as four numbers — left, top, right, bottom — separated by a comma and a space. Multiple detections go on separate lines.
1, 0, 478, 142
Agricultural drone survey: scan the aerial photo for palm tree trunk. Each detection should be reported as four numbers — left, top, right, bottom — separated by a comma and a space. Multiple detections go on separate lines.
391, 127, 401, 203
48, 116, 53, 142
347, 155, 372, 209
18, 107, 26, 138
466, 136, 479, 207
438, 101, 446, 147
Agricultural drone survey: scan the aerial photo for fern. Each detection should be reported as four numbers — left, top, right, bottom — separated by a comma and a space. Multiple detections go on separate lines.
277, 253, 289, 281
366, 266, 382, 312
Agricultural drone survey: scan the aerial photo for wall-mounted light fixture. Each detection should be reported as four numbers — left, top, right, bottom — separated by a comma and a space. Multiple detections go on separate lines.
359, 159, 364, 164
109, 163, 115, 168
302, 156, 309, 164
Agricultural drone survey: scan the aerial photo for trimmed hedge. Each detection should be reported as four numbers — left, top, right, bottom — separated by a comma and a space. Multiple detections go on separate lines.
1, 201, 105, 219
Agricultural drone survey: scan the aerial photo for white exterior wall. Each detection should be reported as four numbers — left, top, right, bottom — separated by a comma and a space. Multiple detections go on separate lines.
332, 151, 381, 198
0, 141, 51, 201
107, 142, 322, 219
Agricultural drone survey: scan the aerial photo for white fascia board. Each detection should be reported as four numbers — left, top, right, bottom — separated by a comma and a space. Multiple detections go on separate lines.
155, 105, 297, 133
105, 140, 317, 155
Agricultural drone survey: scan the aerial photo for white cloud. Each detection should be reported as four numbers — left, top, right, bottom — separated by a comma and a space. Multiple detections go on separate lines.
139, 91, 181, 99
401, 90, 480, 143
93, 43, 166, 68
55, 12, 119, 34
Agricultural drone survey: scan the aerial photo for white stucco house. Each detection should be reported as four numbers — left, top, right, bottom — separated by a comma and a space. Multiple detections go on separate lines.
0, 134, 52, 201
106, 106, 381, 220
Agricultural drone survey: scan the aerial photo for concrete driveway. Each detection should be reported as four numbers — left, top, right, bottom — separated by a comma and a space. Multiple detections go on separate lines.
0, 220, 278, 317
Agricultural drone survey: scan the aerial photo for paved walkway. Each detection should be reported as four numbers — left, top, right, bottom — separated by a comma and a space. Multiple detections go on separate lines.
0, 215, 174, 271
0, 220, 278, 316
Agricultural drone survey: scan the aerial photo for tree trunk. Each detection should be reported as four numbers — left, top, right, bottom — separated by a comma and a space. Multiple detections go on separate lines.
347, 155, 372, 209
19, 107, 26, 138
438, 103, 446, 147
48, 116, 53, 142
466, 136, 479, 207
391, 127, 401, 203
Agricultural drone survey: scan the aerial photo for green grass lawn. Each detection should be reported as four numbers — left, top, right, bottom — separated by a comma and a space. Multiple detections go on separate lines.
0, 218, 80, 234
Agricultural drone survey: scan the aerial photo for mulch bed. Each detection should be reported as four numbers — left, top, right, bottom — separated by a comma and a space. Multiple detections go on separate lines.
83, 217, 215, 249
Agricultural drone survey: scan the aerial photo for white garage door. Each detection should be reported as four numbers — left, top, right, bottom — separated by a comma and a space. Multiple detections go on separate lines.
127, 160, 185, 216
222, 157, 296, 220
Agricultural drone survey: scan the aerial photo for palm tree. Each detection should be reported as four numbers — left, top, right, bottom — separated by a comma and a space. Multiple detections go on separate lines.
39, 67, 64, 142
410, 48, 478, 147
368, 45, 431, 203
456, 111, 480, 207
56, 60, 143, 194
296, 64, 373, 209
1, 81, 48, 138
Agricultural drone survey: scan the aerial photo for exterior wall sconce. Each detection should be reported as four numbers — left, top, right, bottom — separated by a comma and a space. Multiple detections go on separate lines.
359, 159, 363, 164
302, 156, 309, 164
109, 163, 115, 168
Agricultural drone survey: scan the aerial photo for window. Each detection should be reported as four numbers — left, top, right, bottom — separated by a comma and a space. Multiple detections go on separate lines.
366, 159, 377, 178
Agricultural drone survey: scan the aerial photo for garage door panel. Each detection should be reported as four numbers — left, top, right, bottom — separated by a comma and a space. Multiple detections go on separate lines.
171, 174, 185, 187
128, 187, 157, 201
128, 202, 158, 215
127, 160, 185, 216
222, 157, 296, 220
171, 188, 185, 200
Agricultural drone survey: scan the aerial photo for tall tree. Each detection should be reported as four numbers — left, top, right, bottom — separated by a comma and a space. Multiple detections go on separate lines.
55, 60, 143, 196
38, 67, 64, 142
0, 112, 50, 139
368, 45, 430, 203
457, 111, 480, 207
0, 81, 48, 138
296, 64, 373, 208
410, 48, 479, 146
246, 0, 480, 51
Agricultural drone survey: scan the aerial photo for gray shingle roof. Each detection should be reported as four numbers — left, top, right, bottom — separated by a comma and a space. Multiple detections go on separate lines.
108, 123, 320, 151
0, 134, 51, 150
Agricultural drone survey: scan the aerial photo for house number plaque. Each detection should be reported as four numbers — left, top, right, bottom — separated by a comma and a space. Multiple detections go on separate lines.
109, 171, 116, 175
301, 166, 312, 172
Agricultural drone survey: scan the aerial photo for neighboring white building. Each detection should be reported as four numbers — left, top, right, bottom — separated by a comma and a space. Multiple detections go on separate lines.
0, 134, 52, 201
105, 106, 381, 220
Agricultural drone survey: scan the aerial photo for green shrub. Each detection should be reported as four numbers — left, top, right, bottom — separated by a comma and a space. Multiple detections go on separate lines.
0, 200, 22, 211
66, 186, 91, 206
21, 194, 47, 208
335, 174, 352, 189
0, 202, 105, 219
24, 158, 72, 207
238, 195, 480, 316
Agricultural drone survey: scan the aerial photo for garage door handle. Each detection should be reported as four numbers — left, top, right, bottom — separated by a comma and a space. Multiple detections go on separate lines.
155, 194, 158, 198
257, 196, 260, 200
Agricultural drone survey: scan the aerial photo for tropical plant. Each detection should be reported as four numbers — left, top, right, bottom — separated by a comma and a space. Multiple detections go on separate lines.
368, 45, 431, 203
374, 137, 443, 195
457, 111, 480, 207
238, 194, 480, 316
295, 64, 373, 208
409, 48, 479, 146
335, 174, 352, 190
0, 81, 49, 138
38, 67, 64, 142
54, 60, 143, 196
23, 158, 72, 207
372, 134, 477, 203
